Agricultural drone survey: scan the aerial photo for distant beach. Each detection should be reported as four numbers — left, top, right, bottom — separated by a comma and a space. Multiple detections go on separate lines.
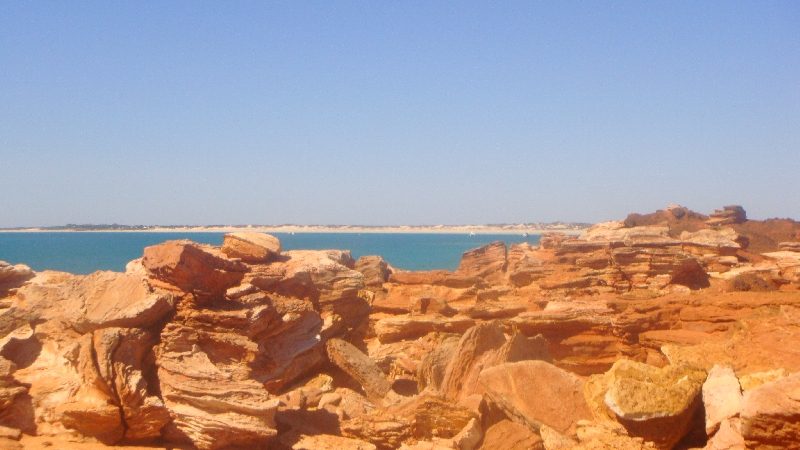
0, 224, 589, 235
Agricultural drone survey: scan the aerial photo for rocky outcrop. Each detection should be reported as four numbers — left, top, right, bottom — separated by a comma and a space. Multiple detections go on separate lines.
0, 208, 799, 449
143, 240, 249, 302
706, 205, 747, 226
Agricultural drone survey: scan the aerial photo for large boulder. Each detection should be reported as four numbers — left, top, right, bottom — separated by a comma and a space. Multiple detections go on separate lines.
143, 240, 249, 302
221, 232, 281, 263
584, 360, 706, 450
479, 360, 593, 436
740, 372, 800, 449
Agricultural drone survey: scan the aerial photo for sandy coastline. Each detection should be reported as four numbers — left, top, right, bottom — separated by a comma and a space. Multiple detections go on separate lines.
0, 225, 588, 235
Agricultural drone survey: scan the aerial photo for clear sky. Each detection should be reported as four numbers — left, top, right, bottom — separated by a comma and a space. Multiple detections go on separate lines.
1, 1, 798, 227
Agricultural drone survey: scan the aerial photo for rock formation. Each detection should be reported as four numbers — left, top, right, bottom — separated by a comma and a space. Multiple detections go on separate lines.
0, 204, 797, 449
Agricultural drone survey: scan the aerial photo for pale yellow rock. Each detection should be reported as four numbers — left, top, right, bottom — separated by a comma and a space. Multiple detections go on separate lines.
584, 360, 706, 450
738, 368, 787, 391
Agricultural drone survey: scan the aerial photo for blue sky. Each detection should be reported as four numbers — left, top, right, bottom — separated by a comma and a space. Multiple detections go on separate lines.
1, 1, 798, 226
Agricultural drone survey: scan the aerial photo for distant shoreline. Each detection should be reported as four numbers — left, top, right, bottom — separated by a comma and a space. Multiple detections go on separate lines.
0, 224, 589, 235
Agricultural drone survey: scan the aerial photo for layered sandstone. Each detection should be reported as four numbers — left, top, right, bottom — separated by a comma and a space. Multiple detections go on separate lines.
0, 204, 797, 449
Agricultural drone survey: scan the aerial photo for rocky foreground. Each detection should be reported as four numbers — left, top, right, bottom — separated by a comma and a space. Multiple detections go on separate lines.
0, 205, 799, 450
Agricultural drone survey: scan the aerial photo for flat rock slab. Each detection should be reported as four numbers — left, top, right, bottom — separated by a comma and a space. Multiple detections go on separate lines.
479, 360, 592, 436
222, 232, 282, 263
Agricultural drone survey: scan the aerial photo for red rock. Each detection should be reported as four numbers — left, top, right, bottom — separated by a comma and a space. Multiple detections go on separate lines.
156, 326, 280, 449
704, 418, 745, 450
93, 327, 170, 441
341, 414, 412, 450
409, 295, 455, 316
327, 338, 392, 402
706, 205, 747, 226
0, 262, 33, 297
479, 360, 593, 436
249, 250, 368, 328
55, 333, 126, 444
373, 314, 475, 344
142, 240, 249, 302
480, 419, 544, 450
356, 256, 392, 287
277, 430, 378, 450
406, 396, 478, 441
389, 270, 486, 289
221, 232, 281, 263
439, 322, 507, 401
740, 372, 800, 449
456, 241, 508, 286
506, 243, 546, 287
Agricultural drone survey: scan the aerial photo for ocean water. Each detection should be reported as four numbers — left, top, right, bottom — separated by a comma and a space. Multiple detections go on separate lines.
0, 232, 541, 275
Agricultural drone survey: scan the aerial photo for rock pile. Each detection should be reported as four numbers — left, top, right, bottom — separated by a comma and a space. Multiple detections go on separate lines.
0, 204, 797, 449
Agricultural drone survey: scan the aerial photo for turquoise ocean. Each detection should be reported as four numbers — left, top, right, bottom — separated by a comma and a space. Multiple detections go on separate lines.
0, 232, 541, 275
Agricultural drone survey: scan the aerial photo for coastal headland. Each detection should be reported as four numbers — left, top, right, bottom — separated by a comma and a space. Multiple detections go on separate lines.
0, 204, 799, 449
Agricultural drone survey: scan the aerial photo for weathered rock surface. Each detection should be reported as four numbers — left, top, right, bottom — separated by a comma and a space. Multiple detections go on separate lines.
584, 360, 706, 449
480, 419, 544, 449
456, 241, 508, 286
0, 262, 33, 297
740, 372, 800, 449
221, 232, 282, 263
143, 240, 249, 302
327, 338, 392, 402
355, 256, 392, 287
706, 205, 747, 226
702, 365, 743, 436
480, 360, 592, 436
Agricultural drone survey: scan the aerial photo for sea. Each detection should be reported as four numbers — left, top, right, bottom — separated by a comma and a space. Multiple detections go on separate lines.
0, 232, 542, 275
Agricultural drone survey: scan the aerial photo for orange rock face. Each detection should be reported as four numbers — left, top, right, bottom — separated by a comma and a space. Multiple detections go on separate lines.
479, 360, 593, 436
